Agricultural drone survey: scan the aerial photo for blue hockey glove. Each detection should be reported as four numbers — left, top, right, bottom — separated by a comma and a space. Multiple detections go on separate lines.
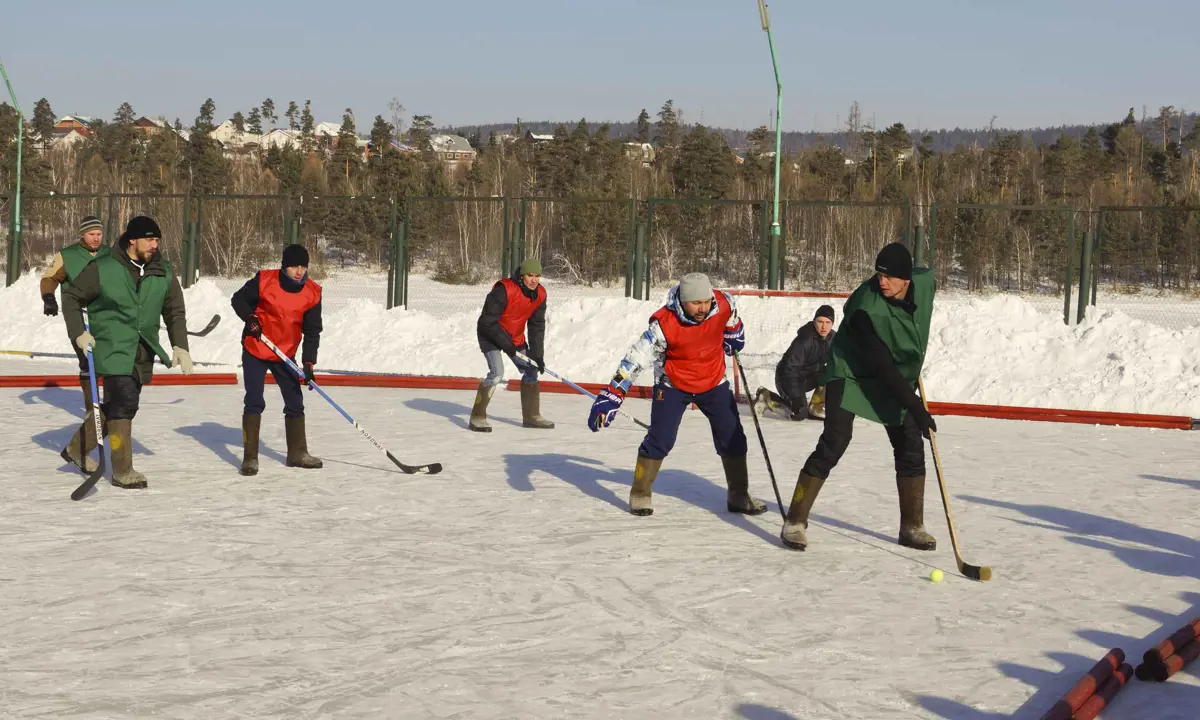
588, 386, 625, 432
723, 323, 745, 356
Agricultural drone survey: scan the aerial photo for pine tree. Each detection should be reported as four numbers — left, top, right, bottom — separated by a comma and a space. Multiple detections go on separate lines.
285, 100, 299, 131
114, 102, 136, 125
232, 111, 246, 132
370, 115, 393, 162
261, 98, 276, 129
300, 100, 315, 152
656, 100, 680, 149
635, 109, 650, 143
31, 98, 55, 148
247, 107, 263, 134
409, 114, 434, 152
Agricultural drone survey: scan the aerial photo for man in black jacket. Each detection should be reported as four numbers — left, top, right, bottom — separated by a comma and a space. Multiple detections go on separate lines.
471, 258, 553, 432
755, 305, 835, 420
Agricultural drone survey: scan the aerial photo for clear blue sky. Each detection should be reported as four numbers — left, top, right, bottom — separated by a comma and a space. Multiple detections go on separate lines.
2, 0, 1197, 134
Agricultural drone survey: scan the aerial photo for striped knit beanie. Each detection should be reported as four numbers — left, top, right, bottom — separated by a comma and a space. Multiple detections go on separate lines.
78, 216, 103, 235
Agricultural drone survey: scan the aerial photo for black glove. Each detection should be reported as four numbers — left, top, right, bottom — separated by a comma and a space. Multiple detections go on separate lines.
910, 404, 937, 439
303, 361, 315, 389
246, 315, 263, 338
42, 293, 58, 317
529, 353, 546, 374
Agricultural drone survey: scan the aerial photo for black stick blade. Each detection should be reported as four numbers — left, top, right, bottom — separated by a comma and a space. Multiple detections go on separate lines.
187, 314, 221, 337
960, 561, 994, 581
386, 451, 442, 475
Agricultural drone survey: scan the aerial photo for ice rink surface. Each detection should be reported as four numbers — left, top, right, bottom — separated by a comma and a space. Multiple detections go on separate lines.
1, 374, 1198, 719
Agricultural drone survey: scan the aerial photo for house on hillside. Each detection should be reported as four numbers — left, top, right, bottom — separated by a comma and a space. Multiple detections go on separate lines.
624, 142, 655, 167
524, 131, 554, 144
430, 134, 476, 170
212, 120, 262, 154
261, 128, 300, 150
53, 115, 95, 137
52, 129, 88, 150
134, 116, 171, 136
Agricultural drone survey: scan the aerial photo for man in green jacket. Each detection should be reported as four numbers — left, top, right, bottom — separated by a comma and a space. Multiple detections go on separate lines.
781, 243, 939, 552
62, 216, 193, 489
41, 216, 112, 472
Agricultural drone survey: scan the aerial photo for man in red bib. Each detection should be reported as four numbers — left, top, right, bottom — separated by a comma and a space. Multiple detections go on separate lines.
231, 244, 323, 475
471, 258, 554, 432
588, 272, 767, 517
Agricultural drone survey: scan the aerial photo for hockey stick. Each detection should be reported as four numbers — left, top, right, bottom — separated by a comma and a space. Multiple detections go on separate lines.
917, 376, 992, 581
732, 351, 786, 520
513, 351, 650, 430
71, 324, 110, 500
187, 314, 221, 337
259, 334, 441, 475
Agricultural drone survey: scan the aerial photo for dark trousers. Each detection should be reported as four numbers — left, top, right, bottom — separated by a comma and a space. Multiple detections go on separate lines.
73, 346, 89, 376
801, 379, 926, 479
774, 369, 819, 411
243, 349, 305, 418
101, 375, 143, 421
638, 381, 748, 460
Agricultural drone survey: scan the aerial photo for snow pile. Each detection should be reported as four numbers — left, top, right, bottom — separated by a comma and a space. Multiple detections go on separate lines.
2, 272, 1199, 417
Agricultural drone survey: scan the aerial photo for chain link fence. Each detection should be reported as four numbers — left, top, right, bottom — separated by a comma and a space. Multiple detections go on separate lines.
1096, 206, 1200, 329
784, 201, 911, 292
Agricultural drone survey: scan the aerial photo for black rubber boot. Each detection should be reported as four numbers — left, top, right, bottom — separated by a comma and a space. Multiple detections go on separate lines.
285, 416, 323, 469
240, 413, 261, 476
897, 475, 937, 550
722, 455, 768, 514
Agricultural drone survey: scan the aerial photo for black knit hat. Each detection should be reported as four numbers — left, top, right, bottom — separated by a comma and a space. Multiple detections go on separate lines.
282, 244, 310, 268
78, 215, 103, 235
814, 304, 835, 322
874, 242, 913, 281
118, 216, 161, 247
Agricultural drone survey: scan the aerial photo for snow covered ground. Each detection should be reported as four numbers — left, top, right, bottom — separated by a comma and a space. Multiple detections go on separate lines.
2, 270, 1200, 417
2, 372, 1198, 719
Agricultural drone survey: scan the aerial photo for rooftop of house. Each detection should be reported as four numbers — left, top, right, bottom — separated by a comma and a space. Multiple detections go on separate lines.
430, 134, 475, 153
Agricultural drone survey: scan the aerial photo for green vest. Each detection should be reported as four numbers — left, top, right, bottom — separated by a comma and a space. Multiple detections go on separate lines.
88, 255, 174, 376
820, 268, 935, 425
61, 242, 111, 286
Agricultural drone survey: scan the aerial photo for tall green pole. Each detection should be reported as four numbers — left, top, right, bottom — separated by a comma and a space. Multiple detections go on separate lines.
1, 61, 23, 286
758, 1, 782, 290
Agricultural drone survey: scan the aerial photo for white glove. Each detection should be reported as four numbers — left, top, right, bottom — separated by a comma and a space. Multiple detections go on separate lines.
75, 331, 96, 351
171, 347, 193, 374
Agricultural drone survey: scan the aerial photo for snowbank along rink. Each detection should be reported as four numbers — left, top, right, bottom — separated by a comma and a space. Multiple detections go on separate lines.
1, 273, 1198, 719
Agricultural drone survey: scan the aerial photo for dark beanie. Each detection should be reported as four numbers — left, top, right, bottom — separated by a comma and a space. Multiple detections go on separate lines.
282, 243, 310, 268
118, 215, 161, 247
874, 242, 913, 281
78, 215, 103, 235
814, 304, 835, 322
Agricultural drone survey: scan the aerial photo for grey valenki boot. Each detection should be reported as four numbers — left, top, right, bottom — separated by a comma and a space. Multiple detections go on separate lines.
108, 418, 148, 489
520, 381, 554, 429
722, 455, 767, 515
897, 475, 937, 550
61, 375, 104, 473
781, 472, 825, 550
629, 455, 663, 516
469, 381, 495, 433
285, 415, 323, 469
240, 413, 261, 476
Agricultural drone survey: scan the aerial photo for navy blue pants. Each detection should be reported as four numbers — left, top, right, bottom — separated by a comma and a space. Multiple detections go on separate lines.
243, 349, 305, 418
638, 381, 748, 460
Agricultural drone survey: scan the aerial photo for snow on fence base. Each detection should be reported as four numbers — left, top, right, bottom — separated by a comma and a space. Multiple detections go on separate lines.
2, 373, 1195, 430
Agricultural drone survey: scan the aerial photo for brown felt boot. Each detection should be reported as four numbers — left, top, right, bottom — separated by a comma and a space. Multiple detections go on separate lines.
520, 381, 555, 429
285, 416, 323, 469
469, 381, 495, 433
60, 376, 104, 473
108, 419, 148, 489
240, 413, 261, 476
807, 385, 826, 419
897, 475, 937, 550
629, 455, 662, 516
723, 455, 768, 514
781, 472, 825, 550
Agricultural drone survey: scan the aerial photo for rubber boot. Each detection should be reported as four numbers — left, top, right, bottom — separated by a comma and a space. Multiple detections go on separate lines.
61, 375, 103, 473
781, 472, 825, 550
520, 381, 555, 429
285, 415, 323, 469
629, 455, 662, 516
897, 475, 937, 550
722, 455, 768, 515
807, 385, 826, 419
108, 418, 148, 489
240, 413, 261, 476
469, 381, 495, 433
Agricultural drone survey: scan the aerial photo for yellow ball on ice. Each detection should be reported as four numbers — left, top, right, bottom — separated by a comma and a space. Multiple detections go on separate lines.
930, 569, 944, 583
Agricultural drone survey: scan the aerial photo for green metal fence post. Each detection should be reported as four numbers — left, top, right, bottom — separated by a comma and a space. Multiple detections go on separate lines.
399, 212, 410, 308
759, 201, 769, 289
904, 201, 913, 250
190, 196, 204, 287
501, 198, 511, 277
181, 195, 192, 285
914, 224, 926, 267
105, 194, 117, 241
386, 198, 398, 309
778, 201, 787, 289
634, 222, 647, 301
1091, 216, 1101, 307
928, 202, 938, 276
1063, 212, 1077, 325
1077, 229, 1094, 324
625, 199, 636, 297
